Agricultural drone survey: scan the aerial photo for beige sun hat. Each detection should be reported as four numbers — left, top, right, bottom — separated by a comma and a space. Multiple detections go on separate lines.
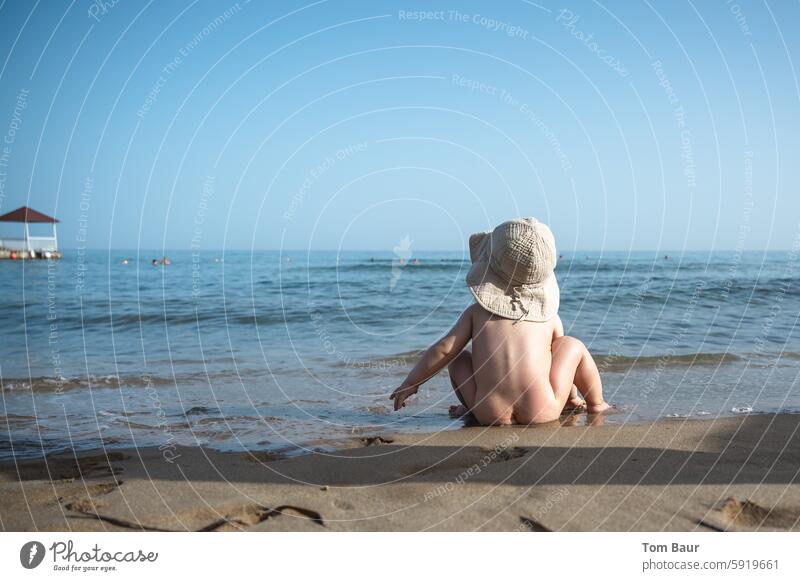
466, 217, 560, 321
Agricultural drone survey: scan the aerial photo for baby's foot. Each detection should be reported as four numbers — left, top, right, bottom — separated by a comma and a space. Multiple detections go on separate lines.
587, 401, 614, 414
449, 404, 468, 418
563, 396, 587, 413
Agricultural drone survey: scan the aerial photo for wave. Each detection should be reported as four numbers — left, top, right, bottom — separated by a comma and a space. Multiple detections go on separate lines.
594, 352, 744, 372
363, 349, 800, 373
2, 349, 797, 394
309, 261, 469, 274
0, 370, 254, 393
328, 349, 422, 369
1, 374, 128, 392
42, 309, 316, 332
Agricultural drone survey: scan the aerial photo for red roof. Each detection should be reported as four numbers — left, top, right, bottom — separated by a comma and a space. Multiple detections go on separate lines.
0, 206, 59, 223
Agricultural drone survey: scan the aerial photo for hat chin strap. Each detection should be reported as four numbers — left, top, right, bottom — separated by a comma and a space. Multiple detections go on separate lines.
510, 285, 530, 321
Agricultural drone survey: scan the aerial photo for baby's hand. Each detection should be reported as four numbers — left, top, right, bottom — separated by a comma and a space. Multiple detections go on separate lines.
390, 384, 418, 411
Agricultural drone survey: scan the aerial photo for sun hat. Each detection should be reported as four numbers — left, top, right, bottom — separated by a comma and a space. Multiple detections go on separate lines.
466, 217, 560, 322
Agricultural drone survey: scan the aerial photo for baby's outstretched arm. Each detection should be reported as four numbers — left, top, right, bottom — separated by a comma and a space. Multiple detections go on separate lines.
390, 305, 475, 410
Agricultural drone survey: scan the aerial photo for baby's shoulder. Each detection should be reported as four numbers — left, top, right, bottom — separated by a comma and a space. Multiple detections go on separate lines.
465, 302, 489, 322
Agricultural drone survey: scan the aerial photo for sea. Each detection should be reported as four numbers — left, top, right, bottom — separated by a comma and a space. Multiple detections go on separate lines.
1, 249, 799, 459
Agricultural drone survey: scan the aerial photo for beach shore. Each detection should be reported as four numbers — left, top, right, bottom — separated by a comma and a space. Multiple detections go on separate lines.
2, 413, 799, 532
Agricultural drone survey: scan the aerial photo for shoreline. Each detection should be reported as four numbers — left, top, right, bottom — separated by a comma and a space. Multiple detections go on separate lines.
4, 403, 791, 465
2, 413, 799, 531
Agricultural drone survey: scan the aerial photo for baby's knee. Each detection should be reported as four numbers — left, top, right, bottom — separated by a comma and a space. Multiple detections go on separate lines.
553, 335, 585, 355
448, 349, 472, 376
456, 349, 472, 364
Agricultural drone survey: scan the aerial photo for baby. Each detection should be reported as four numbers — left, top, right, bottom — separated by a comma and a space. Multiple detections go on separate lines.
390, 217, 611, 425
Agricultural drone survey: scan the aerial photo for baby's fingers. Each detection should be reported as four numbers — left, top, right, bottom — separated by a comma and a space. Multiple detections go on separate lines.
393, 394, 406, 411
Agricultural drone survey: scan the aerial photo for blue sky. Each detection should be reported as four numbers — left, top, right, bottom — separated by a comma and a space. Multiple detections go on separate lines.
0, 0, 798, 252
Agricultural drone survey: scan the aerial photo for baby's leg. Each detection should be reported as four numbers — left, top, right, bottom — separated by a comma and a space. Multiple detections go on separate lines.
550, 336, 610, 414
448, 349, 478, 419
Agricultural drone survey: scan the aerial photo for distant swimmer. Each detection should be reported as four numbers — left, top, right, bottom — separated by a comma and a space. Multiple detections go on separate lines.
398, 258, 405, 265
151, 259, 159, 266
162, 256, 171, 265
664, 254, 670, 260
121, 259, 129, 265
411, 258, 420, 265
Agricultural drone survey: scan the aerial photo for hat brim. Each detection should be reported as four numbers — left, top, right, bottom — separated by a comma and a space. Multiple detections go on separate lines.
466, 231, 559, 322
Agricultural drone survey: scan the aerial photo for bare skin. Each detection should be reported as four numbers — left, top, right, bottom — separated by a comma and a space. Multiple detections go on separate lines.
390, 304, 611, 425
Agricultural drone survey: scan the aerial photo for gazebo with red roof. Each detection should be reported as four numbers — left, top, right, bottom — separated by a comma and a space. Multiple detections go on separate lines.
0, 206, 60, 257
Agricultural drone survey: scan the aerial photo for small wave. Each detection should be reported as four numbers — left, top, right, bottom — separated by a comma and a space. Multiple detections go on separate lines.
0, 371, 231, 393
309, 260, 468, 274
356, 404, 392, 415
0, 374, 126, 392
351, 349, 800, 373
595, 352, 745, 372
183, 406, 221, 417
56, 309, 314, 330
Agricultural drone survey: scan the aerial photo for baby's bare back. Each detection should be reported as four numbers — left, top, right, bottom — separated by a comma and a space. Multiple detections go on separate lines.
469, 306, 557, 424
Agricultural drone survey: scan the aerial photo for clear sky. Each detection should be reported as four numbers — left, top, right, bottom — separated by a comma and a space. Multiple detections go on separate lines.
0, 0, 798, 252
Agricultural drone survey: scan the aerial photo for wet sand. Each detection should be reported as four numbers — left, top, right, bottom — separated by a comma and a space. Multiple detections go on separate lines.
2, 413, 799, 531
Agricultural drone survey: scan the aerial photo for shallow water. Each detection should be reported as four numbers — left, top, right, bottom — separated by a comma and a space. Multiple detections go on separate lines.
1, 249, 799, 459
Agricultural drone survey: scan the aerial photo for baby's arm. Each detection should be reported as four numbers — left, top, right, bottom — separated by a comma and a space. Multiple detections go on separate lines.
390, 305, 475, 410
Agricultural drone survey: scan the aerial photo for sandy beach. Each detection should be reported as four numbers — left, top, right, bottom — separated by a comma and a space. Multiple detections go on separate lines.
2, 413, 799, 532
